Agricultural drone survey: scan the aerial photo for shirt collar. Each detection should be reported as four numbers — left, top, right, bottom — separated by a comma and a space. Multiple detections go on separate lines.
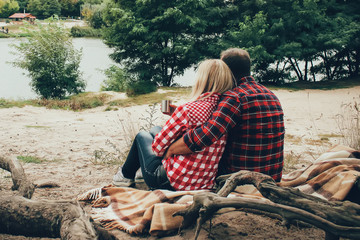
236, 76, 255, 86
197, 92, 220, 102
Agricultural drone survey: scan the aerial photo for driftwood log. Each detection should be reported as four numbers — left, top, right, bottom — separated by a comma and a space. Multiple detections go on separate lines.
0, 156, 35, 198
174, 170, 360, 240
0, 156, 115, 239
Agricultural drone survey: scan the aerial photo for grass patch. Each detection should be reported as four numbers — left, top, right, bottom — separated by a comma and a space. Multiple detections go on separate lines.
284, 151, 302, 172
285, 134, 302, 144
1, 93, 109, 111
0, 88, 190, 111
0, 98, 34, 108
17, 155, 45, 164
33, 92, 110, 111
70, 26, 103, 38
305, 138, 329, 145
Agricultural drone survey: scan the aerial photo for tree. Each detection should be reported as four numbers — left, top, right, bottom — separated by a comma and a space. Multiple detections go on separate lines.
0, 0, 19, 18
11, 20, 85, 99
16, 0, 27, 12
27, 0, 61, 19
59, 0, 82, 18
81, 2, 104, 28
227, 0, 360, 83
102, 0, 235, 87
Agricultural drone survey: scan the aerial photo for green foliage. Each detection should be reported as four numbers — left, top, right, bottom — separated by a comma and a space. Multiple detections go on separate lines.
102, 0, 235, 87
100, 65, 129, 92
27, 0, 61, 19
17, 155, 45, 164
59, 0, 81, 17
225, 0, 360, 83
126, 80, 157, 97
70, 25, 102, 37
11, 20, 86, 99
101, 64, 158, 96
0, 98, 32, 108
0, 0, 19, 18
34, 92, 108, 110
81, 2, 105, 28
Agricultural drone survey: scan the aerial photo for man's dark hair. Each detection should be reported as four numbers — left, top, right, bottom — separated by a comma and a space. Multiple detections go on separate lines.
220, 48, 251, 80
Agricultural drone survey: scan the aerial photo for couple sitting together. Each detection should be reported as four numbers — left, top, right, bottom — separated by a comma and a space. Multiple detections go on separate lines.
113, 48, 285, 191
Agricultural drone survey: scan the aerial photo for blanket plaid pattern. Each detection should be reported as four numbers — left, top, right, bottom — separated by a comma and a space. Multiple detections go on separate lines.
77, 145, 360, 235
77, 186, 206, 235
279, 145, 360, 201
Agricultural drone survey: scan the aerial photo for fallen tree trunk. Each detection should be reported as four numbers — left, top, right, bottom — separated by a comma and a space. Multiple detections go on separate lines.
0, 195, 98, 239
0, 156, 116, 239
175, 170, 360, 240
0, 156, 35, 198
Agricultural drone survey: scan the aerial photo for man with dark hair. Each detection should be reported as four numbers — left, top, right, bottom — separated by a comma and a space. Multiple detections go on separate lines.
165, 48, 285, 182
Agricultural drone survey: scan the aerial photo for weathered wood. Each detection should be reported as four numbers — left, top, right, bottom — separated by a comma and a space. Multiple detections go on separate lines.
0, 195, 98, 239
175, 171, 360, 240
0, 156, 35, 198
216, 171, 360, 226
0, 156, 116, 239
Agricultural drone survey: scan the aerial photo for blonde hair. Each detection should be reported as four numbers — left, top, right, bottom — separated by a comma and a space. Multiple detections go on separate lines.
190, 59, 234, 100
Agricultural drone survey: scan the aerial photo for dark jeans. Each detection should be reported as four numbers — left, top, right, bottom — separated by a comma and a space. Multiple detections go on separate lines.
122, 126, 173, 190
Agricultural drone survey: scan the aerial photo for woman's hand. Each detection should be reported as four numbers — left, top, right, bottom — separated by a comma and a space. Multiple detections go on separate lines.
162, 104, 177, 116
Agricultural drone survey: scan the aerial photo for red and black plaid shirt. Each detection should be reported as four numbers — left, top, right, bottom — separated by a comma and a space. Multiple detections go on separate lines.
183, 76, 284, 182
152, 93, 226, 190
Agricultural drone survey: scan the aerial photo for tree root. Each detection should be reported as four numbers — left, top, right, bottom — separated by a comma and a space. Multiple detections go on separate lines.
174, 170, 360, 240
0, 155, 116, 239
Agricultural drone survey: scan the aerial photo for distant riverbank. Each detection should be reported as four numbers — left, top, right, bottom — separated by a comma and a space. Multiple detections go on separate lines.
0, 37, 195, 100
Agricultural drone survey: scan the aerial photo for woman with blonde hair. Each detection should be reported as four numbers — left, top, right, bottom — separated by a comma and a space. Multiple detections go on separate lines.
113, 59, 234, 190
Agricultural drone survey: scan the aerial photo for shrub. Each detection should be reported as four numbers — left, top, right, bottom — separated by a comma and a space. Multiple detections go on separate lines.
101, 65, 157, 96
336, 100, 360, 150
11, 20, 85, 99
126, 80, 157, 96
100, 65, 129, 92
70, 26, 102, 38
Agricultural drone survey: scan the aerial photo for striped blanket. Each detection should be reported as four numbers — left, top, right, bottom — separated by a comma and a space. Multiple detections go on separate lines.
77, 145, 360, 235
279, 145, 360, 201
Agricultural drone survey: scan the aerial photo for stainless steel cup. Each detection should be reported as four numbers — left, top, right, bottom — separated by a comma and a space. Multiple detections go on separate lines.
161, 100, 171, 114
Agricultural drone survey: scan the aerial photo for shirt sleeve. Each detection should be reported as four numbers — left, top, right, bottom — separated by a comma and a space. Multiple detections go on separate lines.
183, 94, 241, 152
152, 105, 189, 157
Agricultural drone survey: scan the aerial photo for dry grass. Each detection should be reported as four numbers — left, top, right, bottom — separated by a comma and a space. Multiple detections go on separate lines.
285, 134, 302, 144
284, 151, 303, 173
336, 100, 360, 150
0, 87, 190, 111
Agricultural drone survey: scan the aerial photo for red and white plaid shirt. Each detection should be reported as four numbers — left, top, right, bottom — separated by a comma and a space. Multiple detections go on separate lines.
152, 93, 226, 191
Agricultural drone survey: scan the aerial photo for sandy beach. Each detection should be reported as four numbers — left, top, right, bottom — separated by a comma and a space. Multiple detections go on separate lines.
1, 86, 360, 239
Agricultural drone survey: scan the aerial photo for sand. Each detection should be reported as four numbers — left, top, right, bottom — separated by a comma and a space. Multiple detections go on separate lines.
1, 86, 360, 239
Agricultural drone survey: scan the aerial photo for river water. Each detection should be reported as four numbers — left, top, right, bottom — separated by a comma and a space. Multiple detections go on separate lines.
0, 38, 194, 100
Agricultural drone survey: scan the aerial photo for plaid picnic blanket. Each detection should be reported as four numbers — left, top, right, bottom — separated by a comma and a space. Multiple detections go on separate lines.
279, 145, 360, 201
77, 145, 360, 235
77, 186, 208, 235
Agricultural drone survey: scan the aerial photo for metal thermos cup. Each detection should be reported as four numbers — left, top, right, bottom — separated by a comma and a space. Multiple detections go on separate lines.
161, 100, 171, 113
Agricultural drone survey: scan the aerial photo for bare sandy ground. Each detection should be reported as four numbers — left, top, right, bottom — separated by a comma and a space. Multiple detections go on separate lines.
1, 86, 360, 239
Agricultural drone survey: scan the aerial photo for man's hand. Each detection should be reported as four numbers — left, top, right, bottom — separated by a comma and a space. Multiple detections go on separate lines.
164, 136, 193, 159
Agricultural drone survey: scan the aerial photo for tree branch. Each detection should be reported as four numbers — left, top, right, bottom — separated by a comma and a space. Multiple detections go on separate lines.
0, 156, 35, 198
175, 171, 360, 240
